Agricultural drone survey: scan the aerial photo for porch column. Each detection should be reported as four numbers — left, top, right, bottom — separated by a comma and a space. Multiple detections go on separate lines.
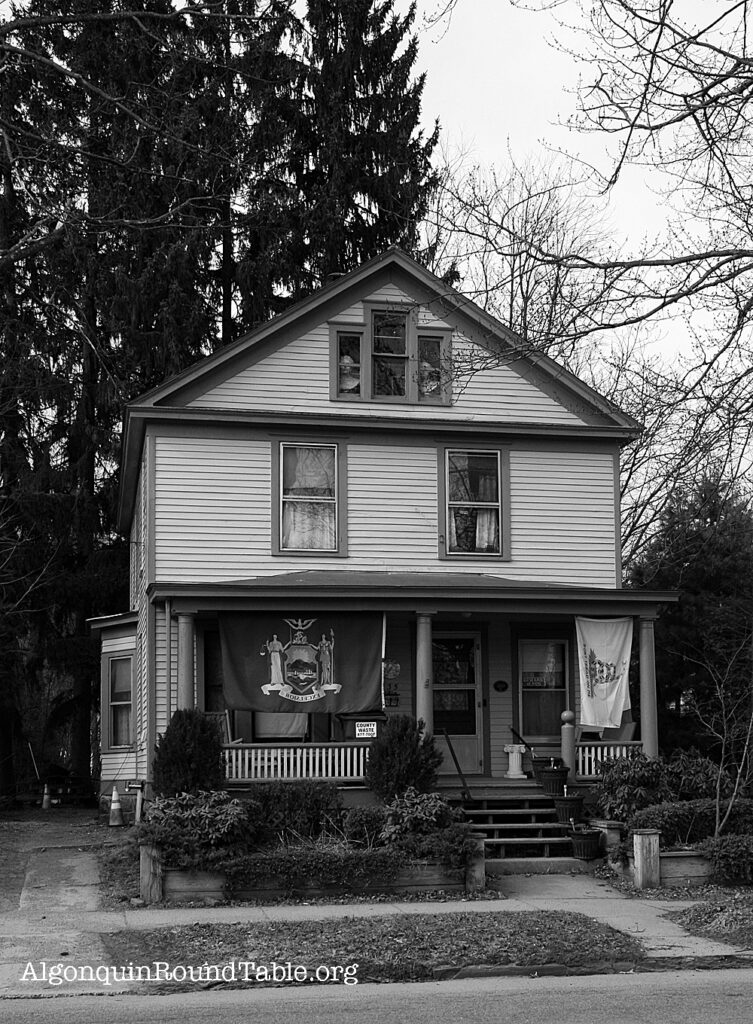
176, 613, 195, 710
415, 613, 434, 736
639, 616, 659, 758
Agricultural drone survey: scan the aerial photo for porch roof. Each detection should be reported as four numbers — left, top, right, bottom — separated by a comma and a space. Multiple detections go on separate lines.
148, 571, 677, 617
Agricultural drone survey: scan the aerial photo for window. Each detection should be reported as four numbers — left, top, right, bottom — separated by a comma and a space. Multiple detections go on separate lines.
444, 449, 503, 556
108, 656, 133, 748
519, 640, 568, 739
330, 307, 451, 405
279, 443, 339, 552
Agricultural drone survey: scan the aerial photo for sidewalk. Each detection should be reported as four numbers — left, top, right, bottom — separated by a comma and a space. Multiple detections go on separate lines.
1, 810, 751, 998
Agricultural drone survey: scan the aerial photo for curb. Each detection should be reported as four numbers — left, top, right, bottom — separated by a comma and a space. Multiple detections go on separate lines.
433, 954, 753, 980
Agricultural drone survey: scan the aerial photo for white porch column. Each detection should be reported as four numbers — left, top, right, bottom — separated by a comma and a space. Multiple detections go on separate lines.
415, 613, 434, 736
639, 616, 659, 758
176, 613, 195, 710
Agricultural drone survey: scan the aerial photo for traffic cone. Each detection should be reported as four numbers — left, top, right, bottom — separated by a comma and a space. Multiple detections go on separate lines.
109, 784, 124, 827
41, 784, 51, 810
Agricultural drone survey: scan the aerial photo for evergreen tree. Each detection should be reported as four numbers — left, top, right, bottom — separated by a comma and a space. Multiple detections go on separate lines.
628, 476, 753, 754
283, 0, 439, 296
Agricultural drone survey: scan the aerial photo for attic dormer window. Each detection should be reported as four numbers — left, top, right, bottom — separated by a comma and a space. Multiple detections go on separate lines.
329, 306, 451, 405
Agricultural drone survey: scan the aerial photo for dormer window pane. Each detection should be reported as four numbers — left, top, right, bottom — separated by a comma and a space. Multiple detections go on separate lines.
338, 334, 361, 395
418, 335, 442, 398
372, 311, 407, 396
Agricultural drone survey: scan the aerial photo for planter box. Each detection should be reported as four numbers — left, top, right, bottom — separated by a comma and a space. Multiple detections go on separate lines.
234, 861, 467, 899
612, 850, 713, 888
163, 869, 227, 904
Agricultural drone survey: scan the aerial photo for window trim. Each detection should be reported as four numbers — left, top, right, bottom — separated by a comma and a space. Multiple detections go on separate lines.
272, 440, 348, 557
329, 305, 452, 406
102, 653, 134, 752
438, 446, 511, 560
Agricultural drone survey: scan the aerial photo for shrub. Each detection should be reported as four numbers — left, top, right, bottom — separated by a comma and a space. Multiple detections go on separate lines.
365, 715, 443, 801
698, 834, 753, 882
665, 749, 734, 801
379, 787, 475, 869
152, 709, 224, 796
225, 842, 405, 893
627, 797, 753, 848
136, 790, 255, 870
342, 805, 388, 847
250, 780, 343, 843
593, 755, 672, 821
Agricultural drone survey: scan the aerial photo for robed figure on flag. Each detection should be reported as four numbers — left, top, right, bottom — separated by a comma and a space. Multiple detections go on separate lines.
219, 612, 383, 714
575, 617, 633, 729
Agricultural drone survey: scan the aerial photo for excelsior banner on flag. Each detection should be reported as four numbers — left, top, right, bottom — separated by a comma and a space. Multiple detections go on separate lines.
575, 617, 633, 729
219, 612, 383, 714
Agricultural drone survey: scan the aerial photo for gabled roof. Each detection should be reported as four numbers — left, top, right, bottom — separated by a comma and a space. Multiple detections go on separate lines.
117, 247, 641, 531
130, 247, 637, 421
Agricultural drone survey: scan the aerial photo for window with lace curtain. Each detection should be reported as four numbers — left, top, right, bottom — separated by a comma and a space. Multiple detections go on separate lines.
441, 448, 510, 559
277, 443, 341, 553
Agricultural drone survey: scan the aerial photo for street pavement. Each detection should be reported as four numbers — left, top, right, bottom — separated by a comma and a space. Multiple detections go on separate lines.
1, 809, 751, 999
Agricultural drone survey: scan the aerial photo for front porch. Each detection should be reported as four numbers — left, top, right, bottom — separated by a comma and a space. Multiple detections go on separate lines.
221, 734, 644, 786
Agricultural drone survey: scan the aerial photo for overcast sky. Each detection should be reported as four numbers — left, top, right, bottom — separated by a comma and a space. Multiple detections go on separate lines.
410, 0, 666, 248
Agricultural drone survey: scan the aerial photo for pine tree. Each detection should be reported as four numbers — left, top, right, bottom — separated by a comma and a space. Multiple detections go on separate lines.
628, 477, 753, 753
283, 0, 439, 295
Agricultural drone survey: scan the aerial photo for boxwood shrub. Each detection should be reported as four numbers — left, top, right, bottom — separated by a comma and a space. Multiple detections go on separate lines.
627, 798, 753, 848
137, 790, 256, 870
249, 780, 343, 843
697, 834, 753, 882
224, 844, 406, 893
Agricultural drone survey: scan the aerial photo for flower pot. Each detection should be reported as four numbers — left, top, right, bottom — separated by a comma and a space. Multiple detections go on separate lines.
568, 829, 602, 860
553, 793, 585, 824
538, 765, 570, 797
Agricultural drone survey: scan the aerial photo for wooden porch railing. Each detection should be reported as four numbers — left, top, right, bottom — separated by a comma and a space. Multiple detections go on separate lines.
223, 741, 371, 783
575, 740, 644, 779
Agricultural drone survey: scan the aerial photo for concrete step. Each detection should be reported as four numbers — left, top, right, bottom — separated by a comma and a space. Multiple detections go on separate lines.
483, 835, 574, 858
486, 856, 597, 875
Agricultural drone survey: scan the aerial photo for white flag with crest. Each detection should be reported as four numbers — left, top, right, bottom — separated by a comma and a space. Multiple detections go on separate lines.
575, 617, 633, 729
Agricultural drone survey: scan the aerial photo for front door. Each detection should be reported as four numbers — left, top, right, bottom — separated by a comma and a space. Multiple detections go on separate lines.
432, 633, 483, 775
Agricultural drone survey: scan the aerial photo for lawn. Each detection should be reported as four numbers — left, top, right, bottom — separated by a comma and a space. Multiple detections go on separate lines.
100, 911, 644, 989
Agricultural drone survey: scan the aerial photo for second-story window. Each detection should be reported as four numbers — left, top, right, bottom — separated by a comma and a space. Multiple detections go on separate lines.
280, 443, 338, 552
446, 449, 501, 555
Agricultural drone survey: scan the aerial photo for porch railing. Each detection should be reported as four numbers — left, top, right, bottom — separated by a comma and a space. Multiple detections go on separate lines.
575, 740, 644, 779
223, 741, 370, 783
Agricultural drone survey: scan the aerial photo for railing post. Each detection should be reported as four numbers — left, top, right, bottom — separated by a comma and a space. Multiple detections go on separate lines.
560, 710, 576, 774
633, 828, 661, 889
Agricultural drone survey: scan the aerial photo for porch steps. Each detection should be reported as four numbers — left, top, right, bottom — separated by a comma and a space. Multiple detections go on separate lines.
452, 789, 577, 860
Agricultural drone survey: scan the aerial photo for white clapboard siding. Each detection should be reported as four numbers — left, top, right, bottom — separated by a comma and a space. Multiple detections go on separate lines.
189, 293, 585, 425
153, 435, 617, 586
154, 435, 271, 580
101, 751, 137, 782
509, 449, 616, 584
154, 605, 177, 737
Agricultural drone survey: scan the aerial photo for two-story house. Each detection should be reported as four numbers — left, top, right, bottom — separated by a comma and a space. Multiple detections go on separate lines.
92, 247, 673, 803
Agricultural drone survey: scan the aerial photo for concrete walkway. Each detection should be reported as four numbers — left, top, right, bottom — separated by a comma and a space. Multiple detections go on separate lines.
1, 811, 751, 999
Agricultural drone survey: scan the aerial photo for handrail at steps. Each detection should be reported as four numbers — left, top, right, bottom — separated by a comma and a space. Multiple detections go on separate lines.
440, 728, 473, 804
